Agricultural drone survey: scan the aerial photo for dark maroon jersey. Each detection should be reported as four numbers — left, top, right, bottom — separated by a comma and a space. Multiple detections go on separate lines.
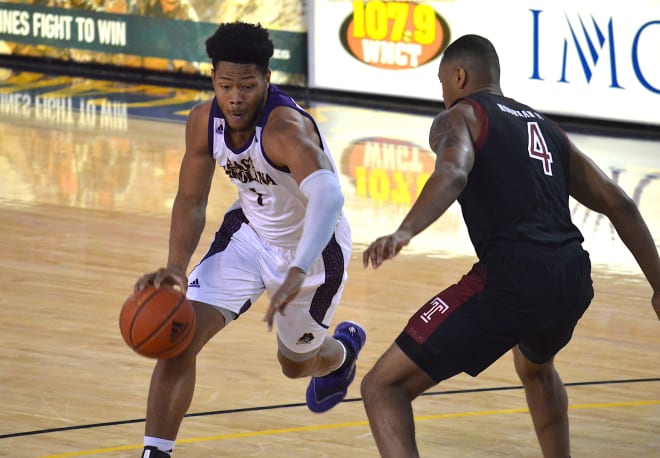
456, 92, 584, 258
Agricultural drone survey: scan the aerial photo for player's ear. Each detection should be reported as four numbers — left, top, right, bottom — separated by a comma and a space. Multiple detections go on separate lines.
455, 66, 467, 89
264, 68, 272, 85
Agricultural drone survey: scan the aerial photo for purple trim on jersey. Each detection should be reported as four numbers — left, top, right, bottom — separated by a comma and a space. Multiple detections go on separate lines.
258, 85, 323, 173
309, 234, 344, 328
207, 97, 255, 155
207, 86, 321, 168
258, 85, 304, 124
208, 98, 222, 157
459, 98, 489, 152
200, 208, 249, 262
404, 264, 487, 344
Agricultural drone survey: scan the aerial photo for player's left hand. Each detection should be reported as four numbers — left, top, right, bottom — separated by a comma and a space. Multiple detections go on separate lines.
264, 266, 307, 331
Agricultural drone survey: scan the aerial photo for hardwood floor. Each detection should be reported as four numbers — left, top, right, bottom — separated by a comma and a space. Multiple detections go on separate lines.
0, 71, 658, 457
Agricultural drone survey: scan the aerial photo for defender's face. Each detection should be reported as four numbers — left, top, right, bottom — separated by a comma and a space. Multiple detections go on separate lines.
212, 62, 270, 132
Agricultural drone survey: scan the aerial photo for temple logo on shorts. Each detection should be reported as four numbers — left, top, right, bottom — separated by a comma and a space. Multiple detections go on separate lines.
420, 297, 449, 323
296, 333, 315, 344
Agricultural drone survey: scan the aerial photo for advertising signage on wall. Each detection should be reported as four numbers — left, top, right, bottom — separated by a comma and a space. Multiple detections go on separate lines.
0, 0, 307, 85
339, 1, 450, 70
308, 0, 660, 126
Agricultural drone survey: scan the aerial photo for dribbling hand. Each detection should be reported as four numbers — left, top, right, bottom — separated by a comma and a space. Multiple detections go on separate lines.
134, 267, 188, 294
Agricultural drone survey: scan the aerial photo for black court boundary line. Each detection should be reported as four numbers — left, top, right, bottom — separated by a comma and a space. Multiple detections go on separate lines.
2, 377, 658, 440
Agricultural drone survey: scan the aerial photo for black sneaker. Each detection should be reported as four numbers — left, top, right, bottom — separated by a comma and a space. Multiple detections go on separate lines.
142, 446, 171, 458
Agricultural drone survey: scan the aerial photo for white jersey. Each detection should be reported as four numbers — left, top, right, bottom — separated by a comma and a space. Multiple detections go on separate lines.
208, 85, 343, 249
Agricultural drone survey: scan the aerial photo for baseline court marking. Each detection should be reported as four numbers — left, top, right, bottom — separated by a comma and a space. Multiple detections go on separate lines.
40, 399, 660, 457
27, 377, 659, 458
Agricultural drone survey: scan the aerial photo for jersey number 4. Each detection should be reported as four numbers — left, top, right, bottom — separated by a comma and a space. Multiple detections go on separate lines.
527, 121, 553, 176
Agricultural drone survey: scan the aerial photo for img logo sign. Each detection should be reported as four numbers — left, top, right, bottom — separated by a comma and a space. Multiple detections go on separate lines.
339, 1, 450, 69
530, 9, 659, 94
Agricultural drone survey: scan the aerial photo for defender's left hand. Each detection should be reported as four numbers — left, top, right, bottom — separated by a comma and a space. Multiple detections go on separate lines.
363, 229, 413, 269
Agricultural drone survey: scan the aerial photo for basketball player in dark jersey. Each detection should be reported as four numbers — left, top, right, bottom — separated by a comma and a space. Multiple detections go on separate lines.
361, 34, 660, 457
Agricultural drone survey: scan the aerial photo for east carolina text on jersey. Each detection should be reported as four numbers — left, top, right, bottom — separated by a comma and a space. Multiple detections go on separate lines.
224, 157, 277, 185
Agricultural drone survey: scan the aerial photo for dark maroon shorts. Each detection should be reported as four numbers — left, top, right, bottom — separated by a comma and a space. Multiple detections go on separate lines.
396, 241, 593, 382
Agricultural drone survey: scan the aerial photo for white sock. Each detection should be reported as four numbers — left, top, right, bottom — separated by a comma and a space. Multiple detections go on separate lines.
144, 436, 175, 453
333, 340, 347, 371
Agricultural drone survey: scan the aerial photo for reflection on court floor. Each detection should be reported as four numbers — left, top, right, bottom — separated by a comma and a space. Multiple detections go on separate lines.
1, 70, 658, 275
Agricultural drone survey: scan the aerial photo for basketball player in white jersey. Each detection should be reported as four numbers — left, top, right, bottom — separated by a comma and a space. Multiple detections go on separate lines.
134, 22, 366, 457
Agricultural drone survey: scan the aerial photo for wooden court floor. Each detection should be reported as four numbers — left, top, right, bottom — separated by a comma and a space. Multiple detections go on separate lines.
0, 71, 659, 457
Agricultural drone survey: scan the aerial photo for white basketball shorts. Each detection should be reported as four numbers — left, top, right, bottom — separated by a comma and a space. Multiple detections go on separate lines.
186, 207, 352, 356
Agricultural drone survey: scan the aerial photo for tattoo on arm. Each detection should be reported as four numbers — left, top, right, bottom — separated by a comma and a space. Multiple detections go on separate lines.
429, 115, 460, 152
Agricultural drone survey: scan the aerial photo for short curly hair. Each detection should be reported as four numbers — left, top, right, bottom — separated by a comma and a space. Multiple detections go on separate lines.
205, 22, 274, 74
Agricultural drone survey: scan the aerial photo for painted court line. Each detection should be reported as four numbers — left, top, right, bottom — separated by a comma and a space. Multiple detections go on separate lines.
39, 399, 660, 458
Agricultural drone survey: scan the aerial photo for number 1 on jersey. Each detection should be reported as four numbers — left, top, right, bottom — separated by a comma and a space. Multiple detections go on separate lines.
249, 187, 265, 206
527, 121, 553, 176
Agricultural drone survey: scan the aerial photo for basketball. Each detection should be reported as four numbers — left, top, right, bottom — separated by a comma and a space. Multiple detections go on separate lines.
119, 285, 196, 359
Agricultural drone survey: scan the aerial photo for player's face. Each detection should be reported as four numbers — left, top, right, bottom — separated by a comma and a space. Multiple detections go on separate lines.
212, 62, 270, 133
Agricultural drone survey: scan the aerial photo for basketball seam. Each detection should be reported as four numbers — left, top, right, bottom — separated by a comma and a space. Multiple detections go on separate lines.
134, 292, 187, 353
158, 311, 197, 358
128, 287, 162, 346
178, 311, 196, 344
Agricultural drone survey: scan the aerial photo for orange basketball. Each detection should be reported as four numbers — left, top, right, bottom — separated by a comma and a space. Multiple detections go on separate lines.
119, 285, 196, 359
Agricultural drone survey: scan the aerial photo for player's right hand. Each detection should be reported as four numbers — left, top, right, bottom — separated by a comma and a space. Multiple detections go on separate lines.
264, 267, 306, 332
134, 267, 188, 293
